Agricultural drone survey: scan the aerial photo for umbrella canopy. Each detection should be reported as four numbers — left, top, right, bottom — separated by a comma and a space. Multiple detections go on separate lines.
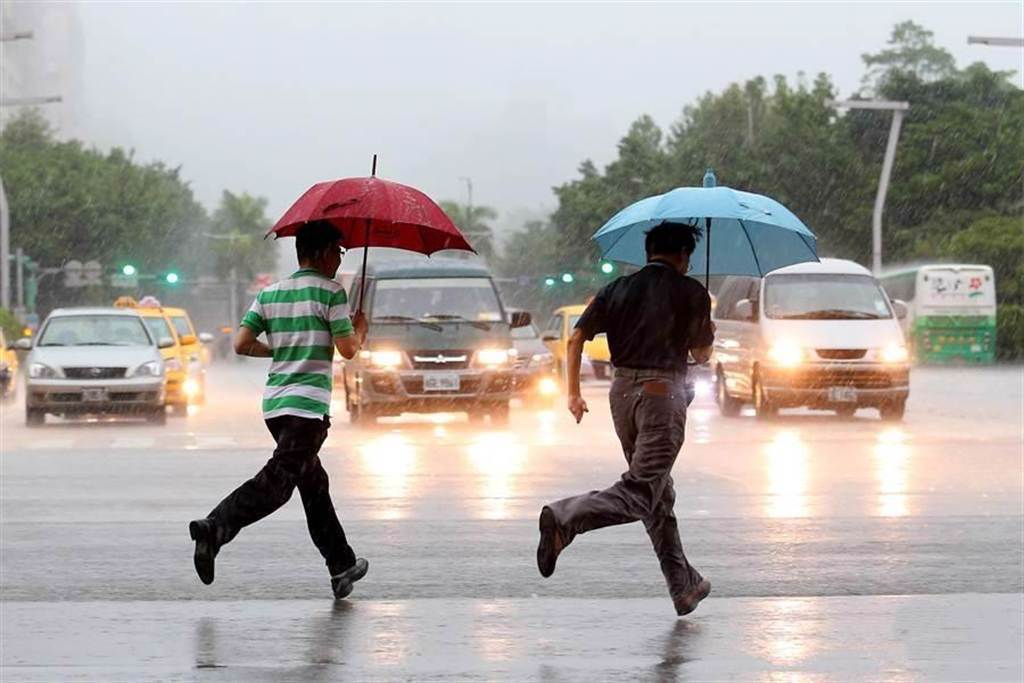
592, 172, 818, 282
267, 176, 475, 255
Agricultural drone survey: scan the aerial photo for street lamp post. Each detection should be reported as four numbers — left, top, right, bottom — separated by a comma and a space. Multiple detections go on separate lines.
827, 99, 910, 275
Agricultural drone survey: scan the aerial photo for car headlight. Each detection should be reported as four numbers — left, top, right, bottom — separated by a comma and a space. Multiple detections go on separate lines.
361, 350, 404, 369
28, 362, 58, 379
881, 344, 909, 363
538, 377, 559, 395
768, 341, 804, 367
531, 352, 554, 365
476, 348, 514, 367
133, 360, 163, 377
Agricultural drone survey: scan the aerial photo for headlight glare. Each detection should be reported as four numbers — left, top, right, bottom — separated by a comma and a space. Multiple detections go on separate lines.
29, 362, 57, 379
768, 341, 803, 367
477, 348, 512, 366
532, 352, 553, 364
881, 344, 909, 363
368, 350, 403, 368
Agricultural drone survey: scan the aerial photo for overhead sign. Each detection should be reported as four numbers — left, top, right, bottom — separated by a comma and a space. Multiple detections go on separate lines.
64, 260, 103, 287
111, 273, 138, 288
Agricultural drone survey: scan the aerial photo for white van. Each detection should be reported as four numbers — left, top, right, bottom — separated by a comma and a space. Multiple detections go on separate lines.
712, 258, 910, 421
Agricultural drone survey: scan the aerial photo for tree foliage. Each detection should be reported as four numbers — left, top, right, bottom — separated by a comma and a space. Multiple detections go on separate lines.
208, 190, 276, 284
439, 200, 498, 261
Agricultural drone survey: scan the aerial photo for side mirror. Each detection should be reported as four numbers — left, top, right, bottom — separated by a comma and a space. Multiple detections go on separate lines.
15, 338, 32, 351
510, 311, 532, 329
734, 299, 755, 321
179, 334, 197, 346
198, 332, 214, 344
891, 299, 908, 320
158, 337, 175, 349
541, 332, 559, 343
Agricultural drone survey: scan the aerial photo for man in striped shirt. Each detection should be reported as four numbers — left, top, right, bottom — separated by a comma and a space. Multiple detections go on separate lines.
189, 221, 370, 600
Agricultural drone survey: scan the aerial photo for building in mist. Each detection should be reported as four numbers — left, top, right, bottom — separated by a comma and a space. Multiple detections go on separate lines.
0, 0, 85, 136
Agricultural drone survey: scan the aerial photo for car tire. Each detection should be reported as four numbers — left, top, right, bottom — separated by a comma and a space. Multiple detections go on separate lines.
147, 407, 167, 426
834, 405, 857, 418
879, 399, 906, 422
25, 408, 44, 427
716, 368, 742, 417
490, 401, 510, 425
752, 373, 777, 420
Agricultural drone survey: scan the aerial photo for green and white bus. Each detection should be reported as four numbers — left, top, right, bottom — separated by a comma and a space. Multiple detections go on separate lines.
880, 264, 996, 364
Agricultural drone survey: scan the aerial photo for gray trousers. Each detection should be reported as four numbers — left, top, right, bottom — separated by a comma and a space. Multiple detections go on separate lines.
546, 368, 704, 599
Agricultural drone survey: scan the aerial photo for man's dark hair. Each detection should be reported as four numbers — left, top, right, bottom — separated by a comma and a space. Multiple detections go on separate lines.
644, 221, 702, 258
296, 220, 343, 262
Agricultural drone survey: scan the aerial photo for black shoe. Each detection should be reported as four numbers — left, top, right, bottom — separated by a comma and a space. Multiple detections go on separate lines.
673, 578, 712, 616
189, 519, 219, 585
537, 506, 567, 578
331, 558, 369, 599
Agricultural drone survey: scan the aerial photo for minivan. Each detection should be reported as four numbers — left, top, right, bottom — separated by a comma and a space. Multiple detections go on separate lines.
713, 258, 910, 420
341, 259, 529, 424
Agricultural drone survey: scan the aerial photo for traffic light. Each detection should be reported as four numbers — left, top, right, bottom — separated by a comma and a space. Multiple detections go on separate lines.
544, 277, 556, 287
122, 264, 137, 276
561, 273, 574, 284
600, 261, 615, 275
164, 272, 180, 284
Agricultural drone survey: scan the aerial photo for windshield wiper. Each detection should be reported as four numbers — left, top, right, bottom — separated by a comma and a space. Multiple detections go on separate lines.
421, 314, 492, 330
783, 309, 882, 320
374, 315, 443, 333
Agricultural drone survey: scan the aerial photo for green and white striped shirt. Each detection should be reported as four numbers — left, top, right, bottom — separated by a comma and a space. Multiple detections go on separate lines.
240, 268, 354, 420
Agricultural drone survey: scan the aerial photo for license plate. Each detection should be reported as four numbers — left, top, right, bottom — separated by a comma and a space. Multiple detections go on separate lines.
423, 373, 460, 392
82, 388, 107, 402
828, 386, 857, 403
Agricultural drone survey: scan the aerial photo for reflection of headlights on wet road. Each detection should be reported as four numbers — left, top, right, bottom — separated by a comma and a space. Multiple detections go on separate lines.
361, 350, 403, 368
476, 348, 514, 367
183, 378, 200, 397
538, 377, 558, 395
880, 344, 909, 363
768, 341, 804, 367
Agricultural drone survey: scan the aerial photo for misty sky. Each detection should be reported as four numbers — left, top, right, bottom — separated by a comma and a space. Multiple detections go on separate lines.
72, 2, 1023, 235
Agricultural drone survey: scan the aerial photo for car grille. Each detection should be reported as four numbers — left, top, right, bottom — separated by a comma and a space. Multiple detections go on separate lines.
815, 349, 867, 360
800, 367, 899, 389
409, 350, 471, 370
63, 367, 127, 379
513, 356, 531, 369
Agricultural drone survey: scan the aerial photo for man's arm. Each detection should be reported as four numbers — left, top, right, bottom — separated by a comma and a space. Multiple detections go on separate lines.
334, 310, 368, 360
566, 328, 589, 424
234, 326, 272, 357
688, 288, 715, 364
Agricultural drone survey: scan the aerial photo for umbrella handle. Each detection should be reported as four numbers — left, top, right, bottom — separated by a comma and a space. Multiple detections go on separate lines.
704, 217, 711, 289
358, 217, 370, 313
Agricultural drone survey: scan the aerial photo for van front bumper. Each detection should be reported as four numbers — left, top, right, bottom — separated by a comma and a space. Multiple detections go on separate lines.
356, 368, 514, 411
760, 362, 909, 408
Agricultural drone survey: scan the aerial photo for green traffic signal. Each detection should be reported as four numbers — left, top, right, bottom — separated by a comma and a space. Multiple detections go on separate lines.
544, 277, 556, 287
600, 261, 614, 275
561, 273, 574, 284
122, 264, 137, 276
165, 272, 179, 284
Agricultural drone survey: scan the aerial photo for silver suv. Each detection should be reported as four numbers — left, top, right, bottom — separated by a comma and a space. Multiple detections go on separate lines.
20, 307, 171, 426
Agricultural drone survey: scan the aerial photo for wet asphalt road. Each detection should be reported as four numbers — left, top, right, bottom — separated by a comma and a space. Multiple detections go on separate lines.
1, 361, 1022, 680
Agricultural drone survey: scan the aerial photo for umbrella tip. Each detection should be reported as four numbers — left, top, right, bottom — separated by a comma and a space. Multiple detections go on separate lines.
702, 168, 717, 188
371, 154, 378, 177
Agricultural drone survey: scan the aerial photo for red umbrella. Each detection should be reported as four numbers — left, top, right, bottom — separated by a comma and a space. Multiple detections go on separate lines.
267, 157, 475, 310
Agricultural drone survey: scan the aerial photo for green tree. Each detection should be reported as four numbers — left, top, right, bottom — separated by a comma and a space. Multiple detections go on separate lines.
941, 215, 1024, 306
0, 109, 208, 312
439, 200, 498, 261
860, 20, 957, 94
208, 190, 276, 286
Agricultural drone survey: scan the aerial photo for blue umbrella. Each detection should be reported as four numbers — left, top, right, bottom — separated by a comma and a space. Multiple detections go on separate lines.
592, 170, 819, 285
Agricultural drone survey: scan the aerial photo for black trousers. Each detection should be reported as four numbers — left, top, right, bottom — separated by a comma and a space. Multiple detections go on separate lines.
207, 415, 356, 575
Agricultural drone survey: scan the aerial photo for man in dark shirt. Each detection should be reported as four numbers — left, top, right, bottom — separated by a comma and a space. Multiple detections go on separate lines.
537, 221, 715, 617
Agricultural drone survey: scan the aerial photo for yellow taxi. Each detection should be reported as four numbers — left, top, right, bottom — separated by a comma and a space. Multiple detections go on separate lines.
115, 297, 190, 415
541, 304, 613, 380
0, 326, 20, 401
162, 306, 210, 404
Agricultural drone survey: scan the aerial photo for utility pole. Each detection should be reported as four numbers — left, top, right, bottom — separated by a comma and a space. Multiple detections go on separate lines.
0, 28, 62, 311
459, 176, 473, 220
827, 99, 910, 275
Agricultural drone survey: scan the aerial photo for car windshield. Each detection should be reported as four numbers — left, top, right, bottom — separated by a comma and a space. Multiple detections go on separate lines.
143, 317, 175, 343
171, 316, 193, 338
511, 324, 538, 340
765, 274, 893, 320
38, 315, 152, 347
372, 277, 503, 323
